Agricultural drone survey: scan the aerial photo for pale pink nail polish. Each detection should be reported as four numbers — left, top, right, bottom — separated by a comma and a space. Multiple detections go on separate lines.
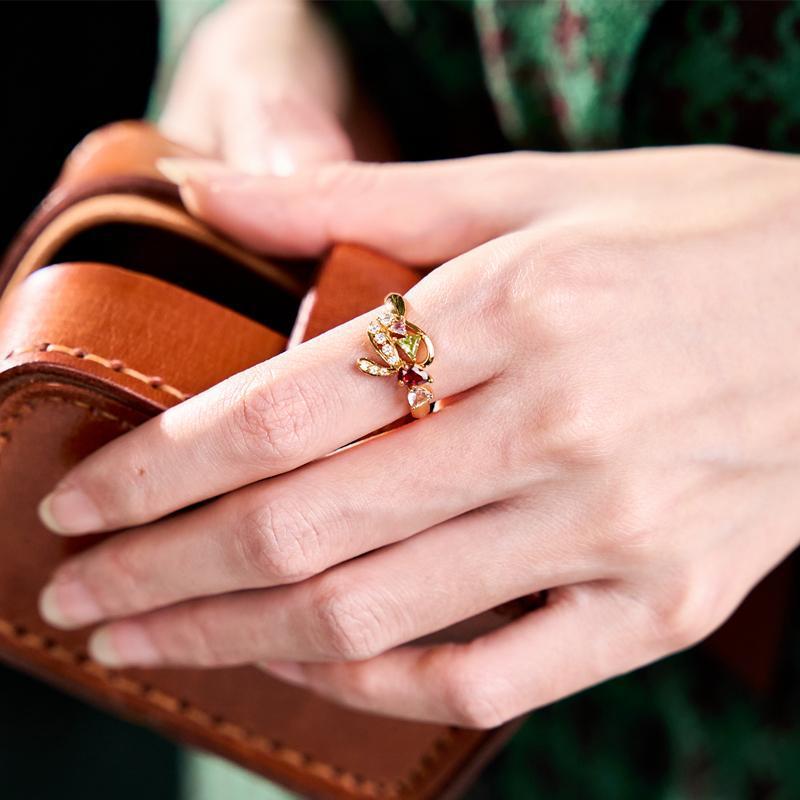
90, 623, 161, 668
39, 580, 102, 629
155, 157, 231, 184
38, 487, 104, 534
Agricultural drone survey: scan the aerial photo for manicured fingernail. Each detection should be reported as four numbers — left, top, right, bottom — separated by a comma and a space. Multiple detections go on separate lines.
39, 580, 102, 629
89, 624, 160, 668
261, 661, 307, 686
38, 487, 104, 535
157, 158, 229, 218
156, 157, 231, 185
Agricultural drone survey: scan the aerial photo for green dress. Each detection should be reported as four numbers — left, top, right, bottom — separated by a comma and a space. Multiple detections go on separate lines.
27, 2, 800, 799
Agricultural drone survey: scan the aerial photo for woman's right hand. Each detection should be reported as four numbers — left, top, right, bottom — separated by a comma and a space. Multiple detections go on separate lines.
158, 0, 354, 175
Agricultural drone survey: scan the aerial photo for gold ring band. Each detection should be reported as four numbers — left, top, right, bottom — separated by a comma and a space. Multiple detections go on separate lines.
356, 293, 436, 418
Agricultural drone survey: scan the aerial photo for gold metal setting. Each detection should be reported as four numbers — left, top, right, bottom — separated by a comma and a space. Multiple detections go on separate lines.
356, 293, 436, 418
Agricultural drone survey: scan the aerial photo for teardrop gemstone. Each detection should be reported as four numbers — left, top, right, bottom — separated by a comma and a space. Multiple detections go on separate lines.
398, 365, 430, 386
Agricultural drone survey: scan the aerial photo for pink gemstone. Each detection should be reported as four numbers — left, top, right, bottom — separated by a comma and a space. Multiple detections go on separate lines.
389, 319, 407, 337
398, 365, 429, 386
407, 386, 433, 408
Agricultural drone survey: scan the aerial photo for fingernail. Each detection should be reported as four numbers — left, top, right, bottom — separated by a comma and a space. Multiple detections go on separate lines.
156, 157, 231, 185
39, 580, 102, 629
260, 660, 307, 686
157, 158, 231, 218
89, 624, 161, 668
38, 487, 104, 535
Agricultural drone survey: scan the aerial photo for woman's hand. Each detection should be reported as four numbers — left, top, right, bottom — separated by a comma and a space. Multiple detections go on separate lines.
158, 0, 353, 174
37, 146, 800, 728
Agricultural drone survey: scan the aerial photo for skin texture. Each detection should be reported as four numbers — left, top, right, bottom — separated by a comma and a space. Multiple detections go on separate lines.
36, 145, 800, 728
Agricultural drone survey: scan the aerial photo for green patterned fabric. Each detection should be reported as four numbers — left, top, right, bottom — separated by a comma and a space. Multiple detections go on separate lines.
625, 0, 800, 151
473, 580, 800, 800
471, 0, 663, 148
319, 0, 800, 155
148, 2, 800, 799
153, 0, 800, 154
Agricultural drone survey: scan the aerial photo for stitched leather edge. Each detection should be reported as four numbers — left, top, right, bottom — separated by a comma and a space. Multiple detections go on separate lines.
4, 344, 191, 401
0, 394, 463, 800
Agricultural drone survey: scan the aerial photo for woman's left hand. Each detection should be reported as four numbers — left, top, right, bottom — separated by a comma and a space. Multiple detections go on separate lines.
37, 146, 800, 727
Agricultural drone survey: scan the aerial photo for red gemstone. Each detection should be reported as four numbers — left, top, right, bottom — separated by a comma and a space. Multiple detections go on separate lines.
398, 365, 429, 386
389, 319, 407, 337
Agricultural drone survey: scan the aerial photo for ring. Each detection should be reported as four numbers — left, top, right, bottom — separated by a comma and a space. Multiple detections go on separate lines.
356, 293, 436, 418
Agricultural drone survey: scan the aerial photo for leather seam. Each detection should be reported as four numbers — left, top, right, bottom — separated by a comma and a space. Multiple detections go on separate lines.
0, 395, 460, 799
4, 344, 191, 401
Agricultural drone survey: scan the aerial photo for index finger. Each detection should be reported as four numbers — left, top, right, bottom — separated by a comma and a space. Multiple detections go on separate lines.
38, 249, 509, 535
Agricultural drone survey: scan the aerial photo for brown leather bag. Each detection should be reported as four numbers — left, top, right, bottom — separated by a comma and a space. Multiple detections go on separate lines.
0, 122, 523, 800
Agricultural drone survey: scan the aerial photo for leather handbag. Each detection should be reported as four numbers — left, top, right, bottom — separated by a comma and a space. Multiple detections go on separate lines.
0, 122, 524, 800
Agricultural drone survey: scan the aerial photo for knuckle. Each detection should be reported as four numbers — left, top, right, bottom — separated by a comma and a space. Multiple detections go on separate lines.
228, 367, 325, 468
170, 605, 229, 667
85, 543, 149, 615
485, 233, 629, 472
645, 579, 718, 652
508, 378, 612, 472
590, 478, 663, 564
498, 232, 604, 344
547, 384, 609, 463
440, 658, 513, 728
310, 581, 388, 661
235, 498, 323, 584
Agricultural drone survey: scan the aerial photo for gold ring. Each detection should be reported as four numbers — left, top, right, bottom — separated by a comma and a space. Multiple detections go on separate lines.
356, 293, 436, 418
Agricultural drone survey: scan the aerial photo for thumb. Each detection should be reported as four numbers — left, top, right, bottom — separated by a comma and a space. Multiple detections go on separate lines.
219, 91, 354, 176
156, 154, 541, 264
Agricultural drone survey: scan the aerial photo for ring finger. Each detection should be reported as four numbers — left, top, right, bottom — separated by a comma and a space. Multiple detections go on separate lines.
38, 243, 517, 536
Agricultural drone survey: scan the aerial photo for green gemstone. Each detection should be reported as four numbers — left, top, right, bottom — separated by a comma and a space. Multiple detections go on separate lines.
396, 334, 421, 359
385, 293, 406, 317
